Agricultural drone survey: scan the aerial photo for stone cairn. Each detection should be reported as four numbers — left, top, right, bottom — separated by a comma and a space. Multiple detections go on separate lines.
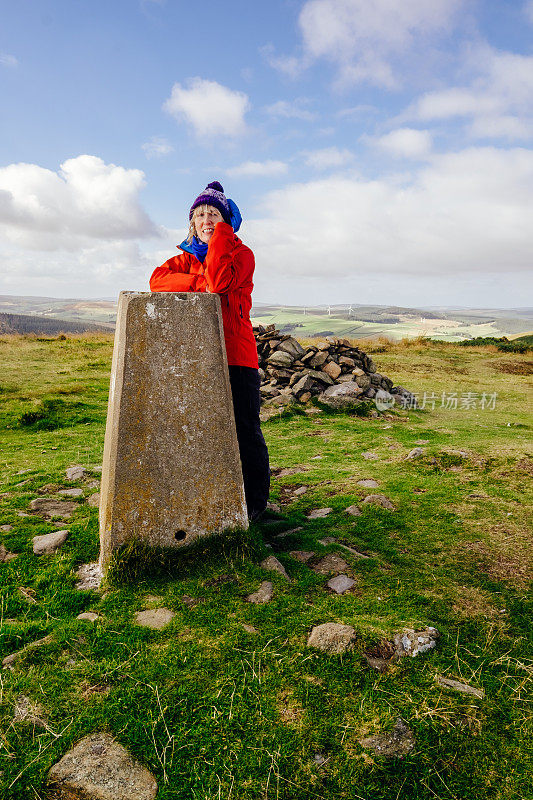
254, 324, 415, 410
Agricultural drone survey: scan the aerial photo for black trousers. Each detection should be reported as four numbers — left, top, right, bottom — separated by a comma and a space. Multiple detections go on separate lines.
228, 365, 270, 518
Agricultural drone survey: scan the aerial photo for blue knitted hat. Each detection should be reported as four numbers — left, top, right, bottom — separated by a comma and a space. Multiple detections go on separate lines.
189, 181, 231, 224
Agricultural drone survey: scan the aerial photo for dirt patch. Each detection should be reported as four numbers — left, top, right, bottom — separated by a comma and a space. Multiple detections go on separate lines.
459, 539, 532, 586
491, 359, 533, 375
79, 681, 111, 700
516, 457, 533, 476
450, 586, 501, 619
277, 690, 304, 725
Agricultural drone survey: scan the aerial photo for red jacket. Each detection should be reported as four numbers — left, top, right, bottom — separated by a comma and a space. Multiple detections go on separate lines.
149, 221, 258, 368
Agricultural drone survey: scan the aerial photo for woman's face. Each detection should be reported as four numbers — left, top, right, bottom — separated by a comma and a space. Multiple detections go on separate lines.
194, 205, 224, 243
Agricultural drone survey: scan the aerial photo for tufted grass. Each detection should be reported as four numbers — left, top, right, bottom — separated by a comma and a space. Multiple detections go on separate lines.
0, 333, 531, 799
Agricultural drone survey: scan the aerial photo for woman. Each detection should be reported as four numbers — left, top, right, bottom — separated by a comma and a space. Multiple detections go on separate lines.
149, 181, 270, 521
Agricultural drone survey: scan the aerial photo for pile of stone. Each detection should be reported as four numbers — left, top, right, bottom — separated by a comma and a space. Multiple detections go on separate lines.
254, 325, 415, 409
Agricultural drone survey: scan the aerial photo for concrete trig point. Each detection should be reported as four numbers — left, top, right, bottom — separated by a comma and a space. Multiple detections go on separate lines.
99, 291, 248, 571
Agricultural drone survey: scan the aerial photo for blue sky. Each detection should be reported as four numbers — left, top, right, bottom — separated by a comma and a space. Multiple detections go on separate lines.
1, 0, 532, 308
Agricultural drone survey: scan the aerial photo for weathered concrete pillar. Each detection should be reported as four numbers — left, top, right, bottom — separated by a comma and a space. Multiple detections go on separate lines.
99, 291, 248, 571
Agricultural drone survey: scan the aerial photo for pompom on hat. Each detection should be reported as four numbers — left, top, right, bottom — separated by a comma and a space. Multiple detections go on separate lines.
189, 181, 231, 224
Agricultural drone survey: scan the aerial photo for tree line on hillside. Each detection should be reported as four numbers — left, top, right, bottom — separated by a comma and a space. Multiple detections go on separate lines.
0, 312, 111, 336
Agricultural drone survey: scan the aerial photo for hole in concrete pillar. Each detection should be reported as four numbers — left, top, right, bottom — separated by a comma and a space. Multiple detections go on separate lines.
174, 530, 187, 542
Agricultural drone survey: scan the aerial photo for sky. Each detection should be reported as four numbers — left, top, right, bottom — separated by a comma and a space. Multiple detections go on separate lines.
0, 0, 532, 308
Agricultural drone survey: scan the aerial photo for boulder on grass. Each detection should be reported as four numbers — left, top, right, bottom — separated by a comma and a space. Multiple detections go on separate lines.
48, 733, 158, 800
318, 382, 363, 409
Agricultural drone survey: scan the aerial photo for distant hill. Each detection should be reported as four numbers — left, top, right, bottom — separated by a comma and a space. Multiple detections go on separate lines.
1, 295, 532, 341
0, 312, 111, 336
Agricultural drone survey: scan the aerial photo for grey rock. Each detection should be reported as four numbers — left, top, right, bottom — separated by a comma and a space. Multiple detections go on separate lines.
406, 447, 425, 459
359, 718, 415, 759
58, 488, 84, 497
47, 732, 158, 800
363, 494, 395, 510
134, 608, 175, 630
276, 337, 305, 359
354, 374, 371, 390
415, 439, 430, 445
305, 369, 334, 385
241, 623, 258, 634
289, 550, 316, 563
307, 507, 332, 519
437, 676, 484, 699
308, 351, 328, 368
345, 504, 362, 516
261, 555, 290, 581
0, 524, 13, 532
0, 544, 17, 563
337, 544, 369, 559
318, 381, 363, 409
65, 465, 87, 481
394, 627, 439, 657
267, 350, 294, 368
292, 485, 308, 496
33, 530, 69, 555
357, 479, 379, 488
374, 389, 396, 410
292, 374, 315, 396
29, 498, 78, 519
88, 492, 101, 508
361, 451, 379, 460
322, 361, 341, 380
76, 611, 99, 623
3, 635, 53, 669
307, 623, 357, 654
75, 562, 102, 591
327, 575, 355, 594
274, 526, 303, 539
247, 581, 273, 604
312, 553, 350, 575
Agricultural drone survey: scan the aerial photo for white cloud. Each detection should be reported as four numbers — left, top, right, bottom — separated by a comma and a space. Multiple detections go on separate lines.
0, 53, 18, 68
264, 100, 316, 121
371, 128, 432, 158
303, 147, 354, 169
142, 136, 174, 158
163, 78, 249, 138
411, 48, 533, 140
246, 147, 533, 285
226, 160, 288, 178
260, 45, 302, 79
268, 0, 460, 88
0, 155, 156, 250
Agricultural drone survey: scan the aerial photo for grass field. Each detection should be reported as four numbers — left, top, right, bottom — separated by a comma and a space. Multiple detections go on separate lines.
0, 333, 531, 799
250, 309, 510, 342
